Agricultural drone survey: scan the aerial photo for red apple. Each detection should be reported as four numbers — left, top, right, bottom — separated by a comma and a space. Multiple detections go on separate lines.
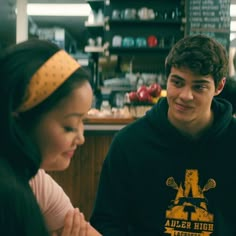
137, 85, 148, 94
147, 83, 162, 97
138, 89, 152, 102
128, 91, 139, 102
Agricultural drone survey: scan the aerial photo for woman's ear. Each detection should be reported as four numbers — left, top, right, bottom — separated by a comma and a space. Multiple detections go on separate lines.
215, 77, 226, 96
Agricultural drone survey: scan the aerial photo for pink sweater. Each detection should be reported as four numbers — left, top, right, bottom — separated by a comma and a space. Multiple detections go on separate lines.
30, 169, 73, 231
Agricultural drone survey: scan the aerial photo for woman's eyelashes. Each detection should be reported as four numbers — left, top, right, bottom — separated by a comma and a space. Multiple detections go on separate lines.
64, 126, 78, 132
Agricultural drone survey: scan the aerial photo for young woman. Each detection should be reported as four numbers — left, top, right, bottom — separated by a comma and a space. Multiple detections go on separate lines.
0, 39, 101, 236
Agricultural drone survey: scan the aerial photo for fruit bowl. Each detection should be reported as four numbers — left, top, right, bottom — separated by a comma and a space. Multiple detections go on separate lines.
125, 83, 164, 117
125, 102, 153, 118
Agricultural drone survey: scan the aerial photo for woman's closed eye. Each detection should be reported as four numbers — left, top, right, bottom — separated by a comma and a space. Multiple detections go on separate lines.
64, 126, 78, 132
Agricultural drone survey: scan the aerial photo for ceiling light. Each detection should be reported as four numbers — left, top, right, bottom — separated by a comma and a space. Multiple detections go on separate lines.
27, 4, 91, 16
230, 4, 236, 17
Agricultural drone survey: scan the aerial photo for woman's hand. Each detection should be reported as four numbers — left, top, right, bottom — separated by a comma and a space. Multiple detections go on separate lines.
51, 208, 102, 236
62, 208, 88, 236
51, 208, 88, 236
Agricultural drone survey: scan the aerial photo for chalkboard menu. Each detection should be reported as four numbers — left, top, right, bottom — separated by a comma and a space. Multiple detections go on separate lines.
186, 0, 231, 50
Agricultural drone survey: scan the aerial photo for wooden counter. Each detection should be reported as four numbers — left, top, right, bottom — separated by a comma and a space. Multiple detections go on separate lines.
48, 116, 134, 220
84, 116, 135, 131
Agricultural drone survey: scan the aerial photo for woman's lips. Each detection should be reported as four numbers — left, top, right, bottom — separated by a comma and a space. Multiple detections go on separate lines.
63, 151, 75, 159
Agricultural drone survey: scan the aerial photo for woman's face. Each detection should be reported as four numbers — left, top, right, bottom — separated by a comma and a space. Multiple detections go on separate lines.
30, 81, 93, 171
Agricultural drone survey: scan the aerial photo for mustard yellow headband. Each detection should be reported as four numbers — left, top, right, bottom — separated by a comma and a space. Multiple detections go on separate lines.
17, 50, 81, 112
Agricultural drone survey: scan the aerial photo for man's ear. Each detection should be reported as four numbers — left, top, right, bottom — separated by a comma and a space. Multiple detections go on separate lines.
215, 77, 226, 96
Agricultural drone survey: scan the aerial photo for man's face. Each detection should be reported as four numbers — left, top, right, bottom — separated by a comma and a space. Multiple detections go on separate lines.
166, 67, 225, 133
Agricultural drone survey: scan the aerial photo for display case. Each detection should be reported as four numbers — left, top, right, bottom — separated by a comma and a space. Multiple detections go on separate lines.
103, 0, 185, 72
84, 0, 186, 105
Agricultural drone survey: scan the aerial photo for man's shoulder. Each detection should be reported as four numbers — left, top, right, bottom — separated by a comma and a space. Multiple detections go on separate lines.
225, 117, 236, 137
117, 116, 148, 137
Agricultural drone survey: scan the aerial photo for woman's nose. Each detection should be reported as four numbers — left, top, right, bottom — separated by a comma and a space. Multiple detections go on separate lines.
74, 123, 85, 146
75, 130, 85, 146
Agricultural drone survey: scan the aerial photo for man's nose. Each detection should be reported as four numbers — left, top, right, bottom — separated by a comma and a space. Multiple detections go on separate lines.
179, 87, 193, 100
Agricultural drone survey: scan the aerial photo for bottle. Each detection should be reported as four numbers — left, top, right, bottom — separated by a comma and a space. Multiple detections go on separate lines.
100, 100, 111, 115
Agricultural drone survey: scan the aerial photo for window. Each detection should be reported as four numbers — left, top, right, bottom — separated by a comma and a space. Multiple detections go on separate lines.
229, 0, 236, 75
231, 0, 236, 41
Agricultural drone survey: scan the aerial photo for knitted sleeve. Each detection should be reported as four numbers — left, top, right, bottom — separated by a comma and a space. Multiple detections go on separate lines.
29, 169, 73, 231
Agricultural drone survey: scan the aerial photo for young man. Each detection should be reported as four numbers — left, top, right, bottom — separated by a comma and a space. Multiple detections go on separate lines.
90, 35, 236, 235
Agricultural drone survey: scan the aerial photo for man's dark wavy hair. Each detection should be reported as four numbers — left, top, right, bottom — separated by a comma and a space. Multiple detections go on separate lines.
165, 34, 229, 87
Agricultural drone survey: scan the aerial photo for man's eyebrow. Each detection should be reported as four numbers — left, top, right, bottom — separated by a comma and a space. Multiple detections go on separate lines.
192, 79, 211, 84
170, 74, 211, 84
169, 74, 185, 80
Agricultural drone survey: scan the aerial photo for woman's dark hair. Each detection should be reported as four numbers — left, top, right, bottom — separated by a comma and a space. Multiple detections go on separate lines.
165, 34, 229, 87
0, 39, 91, 180
0, 159, 50, 236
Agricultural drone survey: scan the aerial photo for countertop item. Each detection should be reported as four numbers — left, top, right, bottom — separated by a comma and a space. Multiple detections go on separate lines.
85, 106, 135, 131
84, 115, 135, 131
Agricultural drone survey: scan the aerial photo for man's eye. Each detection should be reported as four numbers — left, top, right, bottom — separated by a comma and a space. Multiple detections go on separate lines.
194, 85, 207, 91
172, 80, 183, 87
64, 126, 77, 132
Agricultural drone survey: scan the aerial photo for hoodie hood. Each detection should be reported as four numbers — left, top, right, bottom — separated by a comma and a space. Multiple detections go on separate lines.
145, 97, 233, 149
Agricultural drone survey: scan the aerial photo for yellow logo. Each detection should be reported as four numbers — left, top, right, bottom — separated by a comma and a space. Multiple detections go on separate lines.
164, 170, 216, 235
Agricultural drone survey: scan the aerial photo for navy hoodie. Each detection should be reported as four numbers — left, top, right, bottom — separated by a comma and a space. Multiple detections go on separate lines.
90, 97, 236, 236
